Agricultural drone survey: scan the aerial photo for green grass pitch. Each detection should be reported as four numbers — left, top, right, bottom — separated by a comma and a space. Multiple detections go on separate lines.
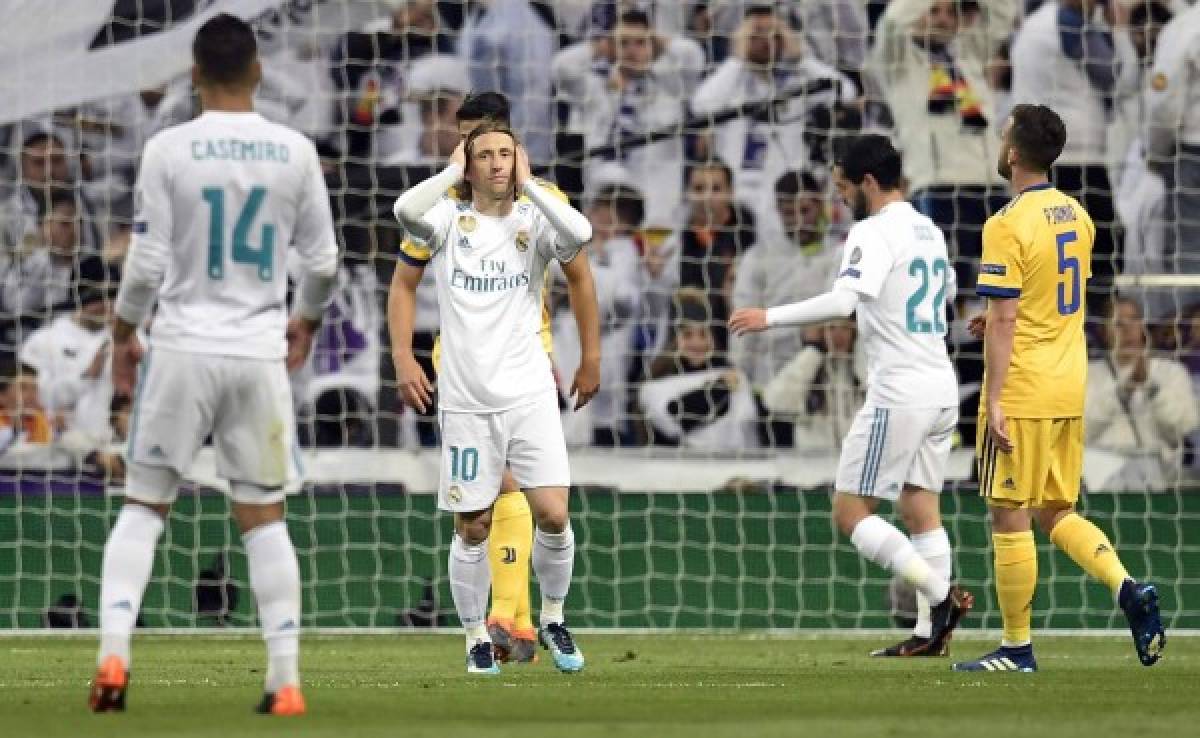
1, 634, 1196, 737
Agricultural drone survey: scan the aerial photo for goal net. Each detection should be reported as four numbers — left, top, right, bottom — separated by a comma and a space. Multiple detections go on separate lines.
1, 0, 1198, 632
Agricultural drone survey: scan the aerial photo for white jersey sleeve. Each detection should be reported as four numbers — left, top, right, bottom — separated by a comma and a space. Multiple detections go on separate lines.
291, 141, 340, 321
291, 142, 339, 277
420, 198, 458, 255
834, 221, 894, 299
115, 137, 172, 325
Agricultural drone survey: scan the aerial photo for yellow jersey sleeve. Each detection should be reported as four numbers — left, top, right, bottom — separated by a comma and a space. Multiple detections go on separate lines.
977, 216, 1023, 299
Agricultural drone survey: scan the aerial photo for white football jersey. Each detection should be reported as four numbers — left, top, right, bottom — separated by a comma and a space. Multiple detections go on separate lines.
130, 111, 338, 359
420, 196, 582, 412
833, 201, 958, 409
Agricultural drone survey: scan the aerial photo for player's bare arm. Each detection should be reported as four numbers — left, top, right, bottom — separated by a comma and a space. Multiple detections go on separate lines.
387, 260, 434, 414
562, 254, 600, 410
983, 296, 1019, 453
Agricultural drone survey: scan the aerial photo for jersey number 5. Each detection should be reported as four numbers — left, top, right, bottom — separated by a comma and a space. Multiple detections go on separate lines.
1056, 230, 1081, 315
202, 186, 275, 281
906, 257, 948, 334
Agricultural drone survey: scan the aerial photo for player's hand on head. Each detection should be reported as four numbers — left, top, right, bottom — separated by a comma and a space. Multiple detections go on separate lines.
514, 145, 532, 193
285, 317, 318, 372
449, 140, 467, 171
729, 307, 768, 336
569, 356, 600, 411
395, 352, 434, 413
110, 334, 144, 398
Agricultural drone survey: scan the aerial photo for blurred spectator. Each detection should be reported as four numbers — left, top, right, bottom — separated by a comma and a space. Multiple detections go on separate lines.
581, 3, 708, 91
399, 54, 470, 164
459, 0, 558, 164
1086, 296, 1199, 490
638, 289, 759, 449
553, 8, 704, 226
1, 189, 108, 344
650, 160, 757, 359
294, 262, 382, 448
1011, 0, 1123, 311
868, 0, 1017, 290
330, 0, 452, 162
796, 0, 871, 87
1112, 2, 1174, 288
0, 128, 100, 257
731, 170, 844, 437
19, 261, 124, 478
554, 184, 645, 446
0, 357, 52, 454
691, 3, 856, 229
1146, 1, 1200, 320
761, 316, 865, 450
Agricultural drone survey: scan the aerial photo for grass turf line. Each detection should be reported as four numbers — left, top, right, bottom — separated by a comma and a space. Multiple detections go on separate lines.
1, 634, 1195, 738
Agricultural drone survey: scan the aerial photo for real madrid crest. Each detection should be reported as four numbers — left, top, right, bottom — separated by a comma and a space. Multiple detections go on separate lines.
448, 485, 463, 505
458, 214, 477, 233
515, 230, 530, 252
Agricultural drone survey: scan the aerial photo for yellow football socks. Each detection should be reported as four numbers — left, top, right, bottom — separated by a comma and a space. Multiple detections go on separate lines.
487, 490, 533, 632
1049, 513, 1130, 595
993, 531, 1037, 647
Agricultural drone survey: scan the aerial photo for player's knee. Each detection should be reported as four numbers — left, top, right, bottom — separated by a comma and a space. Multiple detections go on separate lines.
533, 507, 569, 534
1034, 505, 1072, 534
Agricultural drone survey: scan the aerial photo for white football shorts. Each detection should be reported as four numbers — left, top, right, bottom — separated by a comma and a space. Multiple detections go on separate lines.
437, 389, 569, 512
124, 347, 301, 504
834, 405, 957, 499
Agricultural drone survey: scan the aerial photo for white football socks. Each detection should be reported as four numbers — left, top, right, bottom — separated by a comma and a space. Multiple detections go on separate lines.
850, 515, 950, 606
244, 521, 302, 693
449, 534, 491, 650
910, 527, 953, 638
532, 526, 575, 627
98, 504, 164, 667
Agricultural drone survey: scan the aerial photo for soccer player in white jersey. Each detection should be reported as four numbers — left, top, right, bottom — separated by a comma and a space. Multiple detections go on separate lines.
89, 14, 338, 716
731, 135, 973, 656
390, 121, 595, 675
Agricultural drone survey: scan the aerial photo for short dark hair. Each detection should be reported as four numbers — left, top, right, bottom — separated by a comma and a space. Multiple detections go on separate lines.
193, 13, 258, 85
834, 135, 903, 190
1130, 1, 1173, 27
617, 9, 652, 29
686, 159, 734, 189
1008, 104, 1067, 173
39, 187, 78, 219
456, 91, 511, 126
775, 170, 822, 198
593, 184, 645, 229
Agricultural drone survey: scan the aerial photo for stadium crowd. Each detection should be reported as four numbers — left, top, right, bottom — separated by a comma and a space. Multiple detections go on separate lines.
1, 0, 1198, 491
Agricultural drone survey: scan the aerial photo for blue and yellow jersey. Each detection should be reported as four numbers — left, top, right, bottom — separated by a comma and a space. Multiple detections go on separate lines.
976, 183, 1094, 418
401, 178, 565, 364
